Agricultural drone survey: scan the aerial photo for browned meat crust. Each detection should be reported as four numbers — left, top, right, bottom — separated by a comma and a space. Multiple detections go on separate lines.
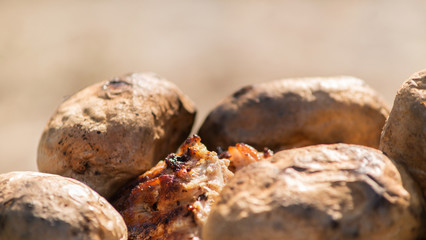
219, 143, 273, 172
111, 136, 233, 240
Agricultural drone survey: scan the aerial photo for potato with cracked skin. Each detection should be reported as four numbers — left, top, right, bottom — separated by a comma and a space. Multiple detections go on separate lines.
37, 73, 196, 198
203, 144, 425, 240
198, 76, 389, 152
0, 171, 127, 240
380, 69, 426, 197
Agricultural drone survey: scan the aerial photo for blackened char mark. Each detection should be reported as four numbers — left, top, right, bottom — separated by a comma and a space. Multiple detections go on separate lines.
165, 153, 190, 171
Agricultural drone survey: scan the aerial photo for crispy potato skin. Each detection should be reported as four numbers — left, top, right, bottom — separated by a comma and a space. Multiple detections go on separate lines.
0, 171, 127, 240
37, 73, 196, 198
203, 144, 425, 240
380, 69, 426, 197
199, 76, 389, 152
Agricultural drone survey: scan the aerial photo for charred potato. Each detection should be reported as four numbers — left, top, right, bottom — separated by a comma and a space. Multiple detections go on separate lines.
380, 69, 426, 196
198, 76, 389, 151
37, 73, 196, 198
0, 171, 127, 240
203, 144, 425, 240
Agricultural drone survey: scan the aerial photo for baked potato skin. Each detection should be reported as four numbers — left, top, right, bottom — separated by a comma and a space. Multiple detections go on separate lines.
199, 76, 389, 152
0, 171, 127, 240
37, 73, 196, 198
203, 144, 425, 240
380, 69, 426, 196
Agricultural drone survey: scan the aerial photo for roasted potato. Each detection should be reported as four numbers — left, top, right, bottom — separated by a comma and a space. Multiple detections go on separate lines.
203, 144, 425, 240
199, 76, 389, 152
37, 73, 196, 198
380, 69, 426, 197
0, 171, 127, 240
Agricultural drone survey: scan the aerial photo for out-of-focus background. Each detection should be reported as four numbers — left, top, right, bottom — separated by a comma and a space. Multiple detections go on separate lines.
1, 0, 425, 174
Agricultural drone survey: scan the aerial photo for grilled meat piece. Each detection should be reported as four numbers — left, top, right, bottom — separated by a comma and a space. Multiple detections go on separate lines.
112, 136, 272, 240
111, 136, 234, 240
219, 143, 273, 172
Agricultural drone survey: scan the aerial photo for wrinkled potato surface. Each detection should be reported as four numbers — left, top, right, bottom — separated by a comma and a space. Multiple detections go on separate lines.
203, 144, 425, 240
0, 171, 127, 240
199, 76, 389, 152
37, 73, 196, 198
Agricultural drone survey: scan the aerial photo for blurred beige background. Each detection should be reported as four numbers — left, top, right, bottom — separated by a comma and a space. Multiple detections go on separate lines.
1, 0, 425, 173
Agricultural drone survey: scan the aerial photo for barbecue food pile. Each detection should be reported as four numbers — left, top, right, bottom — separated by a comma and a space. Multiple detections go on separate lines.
3, 70, 425, 239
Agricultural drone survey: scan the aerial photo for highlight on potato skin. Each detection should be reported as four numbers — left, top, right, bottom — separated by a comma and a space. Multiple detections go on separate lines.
198, 76, 390, 152
37, 73, 196, 198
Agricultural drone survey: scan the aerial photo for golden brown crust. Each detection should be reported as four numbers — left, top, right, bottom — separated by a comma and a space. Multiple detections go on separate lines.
198, 76, 389, 152
0, 171, 127, 240
111, 136, 233, 240
219, 143, 273, 172
203, 144, 425, 240
380, 69, 426, 197
37, 73, 196, 198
